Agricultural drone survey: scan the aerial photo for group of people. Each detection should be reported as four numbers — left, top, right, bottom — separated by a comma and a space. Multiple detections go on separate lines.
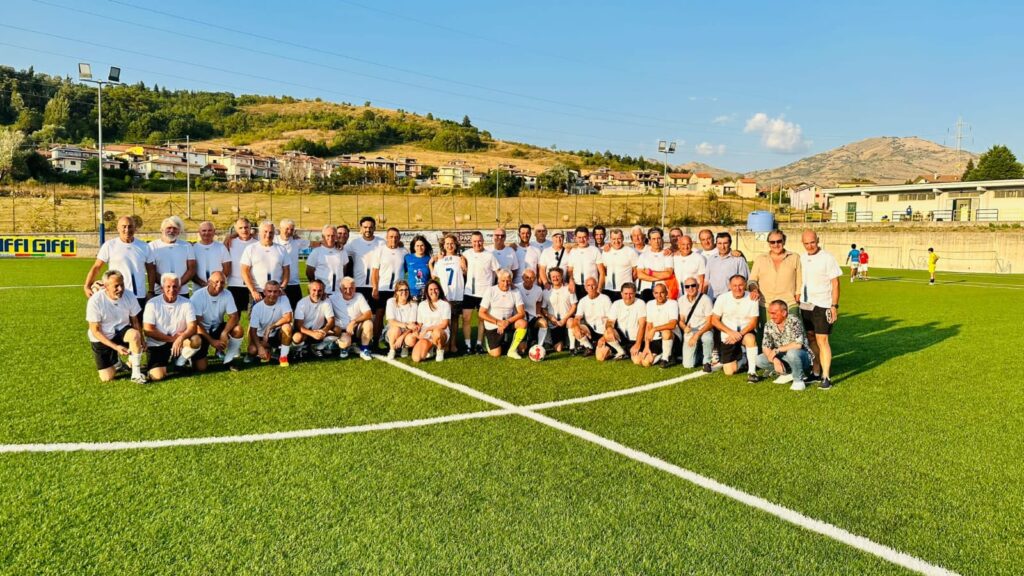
83, 214, 843, 390
845, 244, 870, 282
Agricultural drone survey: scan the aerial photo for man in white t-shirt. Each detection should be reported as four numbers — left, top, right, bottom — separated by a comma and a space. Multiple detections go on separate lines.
641, 283, 680, 367
149, 216, 196, 292
572, 277, 612, 357
540, 266, 577, 352
143, 273, 198, 381
371, 226, 408, 345
329, 277, 374, 361
538, 232, 567, 289
462, 231, 501, 354
565, 226, 603, 300
711, 274, 760, 381
478, 269, 527, 359
292, 279, 339, 359
531, 223, 553, 252
246, 280, 294, 367
636, 227, 674, 301
596, 282, 646, 364
83, 215, 156, 312
672, 234, 707, 295
225, 217, 257, 313
490, 227, 519, 277
598, 228, 637, 302
678, 275, 714, 371
517, 268, 546, 352
347, 216, 383, 306
629, 226, 648, 254
192, 221, 231, 289
276, 218, 309, 311
513, 224, 540, 286
241, 221, 290, 304
306, 225, 349, 294
86, 270, 147, 383
189, 271, 243, 371
798, 230, 842, 390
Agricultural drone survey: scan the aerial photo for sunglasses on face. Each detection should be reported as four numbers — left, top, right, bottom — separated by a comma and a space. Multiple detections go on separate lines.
768, 240, 784, 245
684, 284, 698, 289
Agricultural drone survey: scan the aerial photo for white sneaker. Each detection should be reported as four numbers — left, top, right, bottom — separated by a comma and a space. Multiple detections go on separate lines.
338, 347, 350, 359
359, 349, 373, 361
386, 349, 396, 360
131, 373, 148, 385
435, 350, 445, 362
790, 380, 806, 391
507, 349, 522, 360
774, 373, 794, 384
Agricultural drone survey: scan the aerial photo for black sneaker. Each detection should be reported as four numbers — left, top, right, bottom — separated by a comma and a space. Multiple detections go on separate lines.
702, 363, 713, 373
581, 347, 594, 357
570, 347, 581, 356
805, 372, 822, 383
660, 358, 676, 368
473, 344, 486, 355
819, 378, 833, 390
747, 373, 761, 384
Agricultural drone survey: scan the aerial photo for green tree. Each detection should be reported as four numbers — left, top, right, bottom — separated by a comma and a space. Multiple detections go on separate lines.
0, 127, 26, 182
965, 145, 1023, 181
472, 169, 523, 197
43, 88, 71, 129
461, 115, 472, 127
961, 158, 975, 181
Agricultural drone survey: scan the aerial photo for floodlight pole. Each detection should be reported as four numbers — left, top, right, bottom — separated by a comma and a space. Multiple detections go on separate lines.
80, 64, 121, 245
658, 140, 676, 228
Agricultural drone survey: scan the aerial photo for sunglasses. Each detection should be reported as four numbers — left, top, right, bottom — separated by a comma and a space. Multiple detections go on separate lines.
684, 284, 698, 289
768, 240, 784, 245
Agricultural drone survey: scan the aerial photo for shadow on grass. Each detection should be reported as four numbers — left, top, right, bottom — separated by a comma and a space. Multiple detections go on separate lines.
830, 313, 961, 383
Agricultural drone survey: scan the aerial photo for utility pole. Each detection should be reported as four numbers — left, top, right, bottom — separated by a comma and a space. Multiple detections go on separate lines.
495, 168, 500, 222
186, 134, 191, 219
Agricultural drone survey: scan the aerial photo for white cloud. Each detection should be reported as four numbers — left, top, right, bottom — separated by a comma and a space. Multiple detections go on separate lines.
711, 114, 736, 125
744, 112, 811, 153
696, 142, 726, 156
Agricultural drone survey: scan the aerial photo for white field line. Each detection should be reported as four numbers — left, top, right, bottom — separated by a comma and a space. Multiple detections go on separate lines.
524, 369, 707, 411
0, 409, 512, 454
871, 278, 1024, 290
0, 283, 79, 290
378, 356, 961, 576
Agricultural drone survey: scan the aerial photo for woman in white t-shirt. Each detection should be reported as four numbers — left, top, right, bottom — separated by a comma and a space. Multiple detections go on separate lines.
412, 279, 452, 363
384, 280, 419, 359
430, 233, 466, 355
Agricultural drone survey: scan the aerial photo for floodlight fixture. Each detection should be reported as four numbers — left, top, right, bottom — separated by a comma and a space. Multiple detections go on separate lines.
78, 63, 92, 80
108, 66, 121, 83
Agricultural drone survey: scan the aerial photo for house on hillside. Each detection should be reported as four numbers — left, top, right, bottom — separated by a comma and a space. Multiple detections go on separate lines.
737, 177, 758, 198
436, 160, 480, 187
911, 173, 961, 185
692, 172, 714, 192
47, 145, 121, 173
279, 151, 332, 182
787, 182, 823, 210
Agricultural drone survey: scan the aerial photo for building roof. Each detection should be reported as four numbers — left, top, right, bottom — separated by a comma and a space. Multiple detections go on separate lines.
824, 178, 1024, 196
695, 172, 712, 178
740, 178, 757, 184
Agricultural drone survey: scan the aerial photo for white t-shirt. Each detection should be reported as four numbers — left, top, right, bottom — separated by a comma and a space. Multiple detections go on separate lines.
417, 299, 452, 337
712, 292, 759, 331
600, 247, 638, 292
565, 245, 602, 285
249, 297, 292, 338
189, 287, 238, 331
306, 245, 349, 294
385, 298, 418, 325
512, 245, 539, 284
543, 285, 577, 321
241, 242, 289, 289
538, 247, 568, 277
531, 239, 553, 252
329, 292, 372, 327
295, 296, 334, 330
672, 252, 707, 288
96, 237, 154, 298
575, 293, 612, 329
346, 236, 383, 288
480, 285, 524, 330
86, 291, 141, 342
637, 250, 673, 293
490, 245, 519, 275
149, 239, 195, 289
433, 255, 466, 302
609, 298, 646, 340
372, 245, 408, 292
276, 237, 309, 286
464, 249, 501, 297
143, 296, 196, 347
800, 250, 843, 308
645, 299, 680, 339
517, 283, 544, 320
193, 241, 231, 284
677, 294, 713, 330
227, 237, 257, 288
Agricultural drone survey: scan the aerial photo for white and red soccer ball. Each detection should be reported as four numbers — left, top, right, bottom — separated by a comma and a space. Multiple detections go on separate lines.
528, 345, 546, 362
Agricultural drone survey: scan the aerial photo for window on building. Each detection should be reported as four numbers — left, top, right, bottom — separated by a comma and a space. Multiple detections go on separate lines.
994, 190, 1024, 199
897, 192, 935, 201
876, 195, 889, 202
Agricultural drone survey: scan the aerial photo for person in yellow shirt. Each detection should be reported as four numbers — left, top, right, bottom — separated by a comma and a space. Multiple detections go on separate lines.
927, 248, 939, 285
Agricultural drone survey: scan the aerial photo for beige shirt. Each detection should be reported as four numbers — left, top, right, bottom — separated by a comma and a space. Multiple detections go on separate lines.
749, 251, 802, 307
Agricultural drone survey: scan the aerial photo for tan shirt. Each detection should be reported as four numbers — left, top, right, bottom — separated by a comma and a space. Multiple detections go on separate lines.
749, 251, 802, 307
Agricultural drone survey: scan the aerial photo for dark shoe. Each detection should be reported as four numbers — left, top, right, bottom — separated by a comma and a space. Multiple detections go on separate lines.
805, 372, 822, 383
473, 344, 486, 355
581, 347, 594, 357
819, 378, 833, 390
702, 363, 713, 373
570, 347, 581, 356
747, 373, 762, 384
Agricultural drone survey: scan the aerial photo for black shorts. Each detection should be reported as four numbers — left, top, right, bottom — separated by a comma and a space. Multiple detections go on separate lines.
603, 290, 622, 303
649, 339, 664, 355
147, 344, 173, 370
448, 301, 463, 316
376, 290, 393, 311
228, 286, 251, 314
574, 284, 588, 301
284, 284, 304, 311
196, 324, 226, 357
638, 288, 654, 302
718, 334, 744, 364
90, 325, 132, 370
800, 306, 833, 336
579, 320, 602, 337
549, 325, 568, 347
463, 294, 483, 310
356, 286, 386, 310
484, 327, 514, 351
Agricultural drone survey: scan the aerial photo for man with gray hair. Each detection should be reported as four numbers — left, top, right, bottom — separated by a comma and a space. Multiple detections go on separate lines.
756, 299, 813, 391
479, 269, 527, 358
149, 215, 196, 292
306, 224, 349, 294
531, 223, 552, 252
192, 221, 231, 289
225, 217, 257, 313
276, 218, 309, 311
143, 273, 198, 381
188, 271, 244, 371
241, 221, 290, 305
84, 215, 156, 316
246, 280, 294, 367
86, 269, 147, 383
329, 277, 374, 360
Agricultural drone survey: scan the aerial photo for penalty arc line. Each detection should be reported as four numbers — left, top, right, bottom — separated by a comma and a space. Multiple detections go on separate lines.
377, 356, 961, 576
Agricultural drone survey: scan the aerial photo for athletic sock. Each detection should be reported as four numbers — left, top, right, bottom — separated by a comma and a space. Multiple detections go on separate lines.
579, 336, 593, 349
536, 326, 548, 348
608, 340, 625, 355
745, 347, 758, 374
510, 328, 527, 351
224, 336, 243, 362
464, 338, 471, 349
279, 345, 291, 359
568, 331, 577, 350
662, 337, 673, 361
129, 353, 143, 378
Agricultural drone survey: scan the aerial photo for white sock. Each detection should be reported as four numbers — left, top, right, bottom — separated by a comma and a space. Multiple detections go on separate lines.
537, 327, 548, 347
746, 347, 758, 374
130, 353, 143, 377
280, 345, 290, 358
568, 331, 577, 350
608, 340, 625, 355
177, 344, 200, 366
580, 336, 593, 349
662, 337, 673, 361
464, 338, 471, 348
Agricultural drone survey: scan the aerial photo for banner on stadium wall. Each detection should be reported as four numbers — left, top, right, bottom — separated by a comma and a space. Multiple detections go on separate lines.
0, 236, 77, 257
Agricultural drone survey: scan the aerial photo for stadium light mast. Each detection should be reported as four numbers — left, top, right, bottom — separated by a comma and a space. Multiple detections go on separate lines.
658, 140, 677, 227
79, 63, 122, 245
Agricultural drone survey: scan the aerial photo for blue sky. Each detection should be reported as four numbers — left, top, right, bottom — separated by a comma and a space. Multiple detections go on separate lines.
2, 0, 1019, 172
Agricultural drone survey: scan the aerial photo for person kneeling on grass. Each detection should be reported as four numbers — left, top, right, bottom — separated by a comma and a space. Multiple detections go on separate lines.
711, 274, 760, 383
329, 277, 375, 361
292, 279, 339, 360
87, 270, 148, 384
385, 280, 419, 359
188, 271, 244, 372
479, 269, 528, 359
596, 282, 646, 364
573, 276, 612, 358
412, 279, 452, 363
246, 280, 294, 367
756, 300, 813, 391
640, 283, 680, 368
143, 273, 198, 382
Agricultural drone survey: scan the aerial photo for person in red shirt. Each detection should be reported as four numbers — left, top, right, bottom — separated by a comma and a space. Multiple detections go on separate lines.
857, 248, 869, 280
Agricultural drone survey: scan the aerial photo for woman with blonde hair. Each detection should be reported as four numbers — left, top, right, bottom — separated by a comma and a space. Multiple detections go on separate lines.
384, 279, 419, 359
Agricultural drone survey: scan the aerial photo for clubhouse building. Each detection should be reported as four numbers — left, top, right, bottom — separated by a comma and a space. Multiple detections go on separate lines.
823, 178, 1024, 223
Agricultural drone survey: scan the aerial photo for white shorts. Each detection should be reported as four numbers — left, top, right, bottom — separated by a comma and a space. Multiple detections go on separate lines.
850, 264, 859, 271
420, 328, 450, 341
858, 265, 868, 272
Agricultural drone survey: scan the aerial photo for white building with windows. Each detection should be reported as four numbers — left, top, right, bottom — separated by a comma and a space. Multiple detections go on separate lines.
823, 179, 1024, 223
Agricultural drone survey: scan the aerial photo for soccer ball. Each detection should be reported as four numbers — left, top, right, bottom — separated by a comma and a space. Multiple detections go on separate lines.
528, 345, 546, 362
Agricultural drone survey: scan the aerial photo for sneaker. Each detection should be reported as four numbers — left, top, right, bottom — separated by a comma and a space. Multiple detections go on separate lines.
244, 355, 256, 364
400, 347, 410, 359
311, 348, 324, 359
773, 373, 794, 385
113, 360, 126, 372
819, 378, 833, 390
789, 380, 806, 391
474, 344, 486, 355
702, 363, 713, 373
130, 373, 148, 385
570, 347, 581, 356
359, 348, 373, 361
660, 358, 675, 368
507, 349, 522, 360
279, 356, 289, 367
338, 348, 350, 359
436, 350, 445, 362
655, 358, 670, 369
747, 373, 761, 384
805, 372, 822, 383
612, 352, 627, 361
386, 349, 396, 360
711, 350, 720, 364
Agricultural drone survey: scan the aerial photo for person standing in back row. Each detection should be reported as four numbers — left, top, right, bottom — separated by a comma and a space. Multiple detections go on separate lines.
799, 230, 842, 390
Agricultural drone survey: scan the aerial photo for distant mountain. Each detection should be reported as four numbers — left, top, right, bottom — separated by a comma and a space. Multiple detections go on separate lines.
747, 137, 978, 186
678, 161, 741, 180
